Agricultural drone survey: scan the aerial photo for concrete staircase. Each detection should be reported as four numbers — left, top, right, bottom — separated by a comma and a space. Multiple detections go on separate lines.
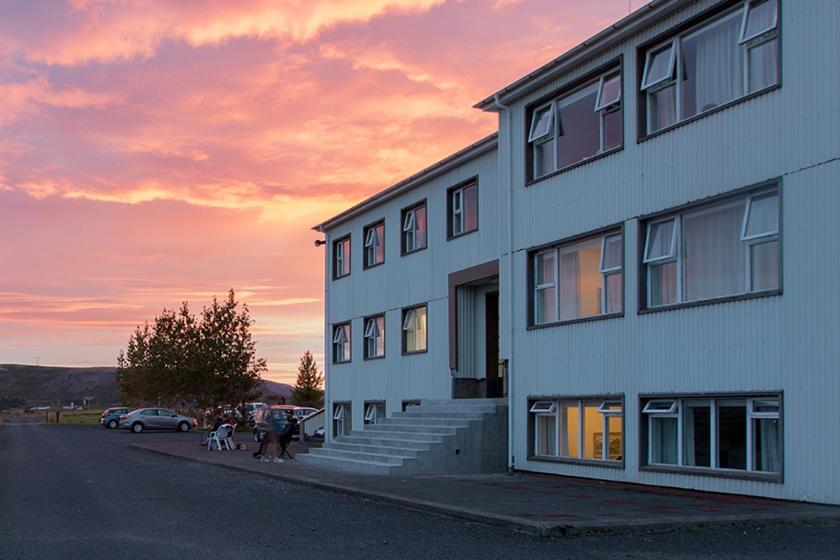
296, 398, 507, 475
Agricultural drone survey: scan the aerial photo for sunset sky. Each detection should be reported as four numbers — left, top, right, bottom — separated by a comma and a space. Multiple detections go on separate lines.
0, 0, 649, 383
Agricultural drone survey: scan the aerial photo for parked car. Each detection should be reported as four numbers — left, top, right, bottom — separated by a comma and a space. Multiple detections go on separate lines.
100, 407, 132, 429
252, 405, 306, 442
119, 408, 197, 433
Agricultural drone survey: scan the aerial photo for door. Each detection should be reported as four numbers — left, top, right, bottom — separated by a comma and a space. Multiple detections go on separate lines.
485, 291, 502, 398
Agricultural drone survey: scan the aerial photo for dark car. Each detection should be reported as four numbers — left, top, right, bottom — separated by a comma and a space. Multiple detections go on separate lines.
252, 406, 301, 442
100, 407, 132, 429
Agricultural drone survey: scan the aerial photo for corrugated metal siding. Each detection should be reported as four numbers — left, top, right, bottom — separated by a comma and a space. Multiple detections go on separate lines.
323, 149, 500, 432
504, 0, 840, 503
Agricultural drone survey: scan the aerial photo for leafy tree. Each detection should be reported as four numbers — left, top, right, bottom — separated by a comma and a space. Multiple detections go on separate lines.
117, 290, 265, 415
291, 351, 324, 408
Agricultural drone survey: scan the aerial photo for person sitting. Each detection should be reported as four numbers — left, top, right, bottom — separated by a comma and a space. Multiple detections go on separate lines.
277, 410, 298, 460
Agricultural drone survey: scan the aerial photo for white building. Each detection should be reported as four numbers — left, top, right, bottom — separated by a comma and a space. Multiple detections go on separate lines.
313, 0, 840, 504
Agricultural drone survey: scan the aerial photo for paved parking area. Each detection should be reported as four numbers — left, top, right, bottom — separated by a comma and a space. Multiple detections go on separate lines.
134, 437, 840, 536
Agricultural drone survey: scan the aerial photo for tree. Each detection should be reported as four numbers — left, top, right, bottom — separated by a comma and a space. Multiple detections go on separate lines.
117, 290, 265, 414
291, 351, 324, 408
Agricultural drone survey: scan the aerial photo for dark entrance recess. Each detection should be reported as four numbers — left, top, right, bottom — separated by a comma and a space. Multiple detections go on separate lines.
485, 291, 502, 398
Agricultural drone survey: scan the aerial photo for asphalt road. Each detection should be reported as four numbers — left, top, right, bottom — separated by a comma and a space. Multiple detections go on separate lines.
1, 424, 838, 560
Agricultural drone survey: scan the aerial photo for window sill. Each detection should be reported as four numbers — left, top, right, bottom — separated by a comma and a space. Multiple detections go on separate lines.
527, 455, 624, 470
640, 465, 782, 483
526, 145, 623, 187
400, 246, 428, 257
639, 289, 781, 315
528, 312, 623, 330
363, 355, 386, 361
332, 274, 351, 281
447, 228, 479, 241
363, 261, 385, 271
638, 84, 780, 143
332, 360, 351, 365
401, 349, 428, 356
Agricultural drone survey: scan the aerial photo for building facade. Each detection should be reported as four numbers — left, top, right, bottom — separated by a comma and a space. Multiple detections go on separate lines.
314, 0, 840, 504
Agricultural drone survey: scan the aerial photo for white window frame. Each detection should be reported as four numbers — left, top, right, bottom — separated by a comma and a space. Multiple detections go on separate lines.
533, 249, 557, 325
364, 402, 384, 424
599, 233, 624, 315
402, 204, 425, 253
332, 403, 347, 437
641, 39, 677, 91
644, 187, 780, 308
363, 315, 384, 359
530, 68, 622, 179
643, 396, 781, 473
594, 71, 622, 112
334, 237, 350, 278
332, 323, 350, 363
528, 103, 554, 142
740, 190, 779, 241
402, 305, 426, 353
643, 3, 779, 134
541, 399, 623, 463
364, 223, 383, 267
738, 0, 778, 44
451, 188, 463, 236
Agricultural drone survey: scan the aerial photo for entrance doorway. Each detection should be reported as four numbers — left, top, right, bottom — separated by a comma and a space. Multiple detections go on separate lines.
448, 260, 500, 399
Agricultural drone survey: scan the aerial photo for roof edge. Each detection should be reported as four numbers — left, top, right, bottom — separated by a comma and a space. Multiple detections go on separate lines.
475, 0, 691, 111
312, 132, 498, 233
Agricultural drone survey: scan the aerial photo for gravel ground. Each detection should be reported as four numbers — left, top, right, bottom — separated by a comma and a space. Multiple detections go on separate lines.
1, 424, 837, 560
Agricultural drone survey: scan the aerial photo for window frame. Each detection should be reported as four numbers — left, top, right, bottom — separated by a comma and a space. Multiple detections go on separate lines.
331, 322, 351, 364
447, 178, 479, 240
362, 219, 385, 270
363, 313, 386, 360
332, 234, 351, 280
400, 200, 428, 256
637, 0, 781, 141
528, 225, 625, 329
363, 401, 386, 425
527, 395, 625, 467
525, 58, 624, 185
332, 402, 351, 437
639, 183, 781, 314
401, 304, 428, 355
738, 0, 779, 44
640, 393, 783, 482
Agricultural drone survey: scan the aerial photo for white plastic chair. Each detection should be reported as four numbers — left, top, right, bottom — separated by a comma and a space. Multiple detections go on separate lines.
207, 424, 232, 451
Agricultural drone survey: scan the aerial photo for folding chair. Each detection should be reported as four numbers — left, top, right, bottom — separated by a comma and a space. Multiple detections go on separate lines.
224, 424, 236, 450
278, 433, 294, 460
207, 424, 233, 451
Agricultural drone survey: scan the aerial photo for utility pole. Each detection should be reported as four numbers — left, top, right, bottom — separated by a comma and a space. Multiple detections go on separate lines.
35, 356, 40, 366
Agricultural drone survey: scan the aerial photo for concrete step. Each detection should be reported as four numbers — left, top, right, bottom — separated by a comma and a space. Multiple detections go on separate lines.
296, 452, 399, 475
361, 424, 462, 435
338, 435, 439, 448
308, 447, 405, 465
412, 404, 502, 413
420, 398, 507, 407
377, 417, 477, 427
328, 441, 421, 458
394, 411, 487, 420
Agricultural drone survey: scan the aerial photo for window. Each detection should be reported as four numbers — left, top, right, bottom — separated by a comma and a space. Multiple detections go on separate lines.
532, 230, 623, 325
642, 187, 780, 309
363, 314, 385, 359
528, 66, 622, 180
402, 305, 427, 354
332, 323, 351, 363
333, 236, 351, 279
332, 403, 351, 437
363, 221, 384, 268
448, 181, 478, 238
401, 202, 427, 254
364, 402, 386, 425
641, 1, 779, 134
642, 395, 781, 475
529, 398, 623, 463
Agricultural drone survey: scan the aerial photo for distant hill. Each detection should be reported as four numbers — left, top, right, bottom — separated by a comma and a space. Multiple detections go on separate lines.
0, 363, 294, 408
0, 364, 119, 408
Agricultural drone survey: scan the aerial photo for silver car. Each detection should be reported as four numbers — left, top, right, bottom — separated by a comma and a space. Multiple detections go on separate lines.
119, 408, 197, 433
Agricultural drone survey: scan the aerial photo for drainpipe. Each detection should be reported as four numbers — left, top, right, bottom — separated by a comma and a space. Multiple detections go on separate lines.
494, 93, 515, 475
318, 233, 330, 441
